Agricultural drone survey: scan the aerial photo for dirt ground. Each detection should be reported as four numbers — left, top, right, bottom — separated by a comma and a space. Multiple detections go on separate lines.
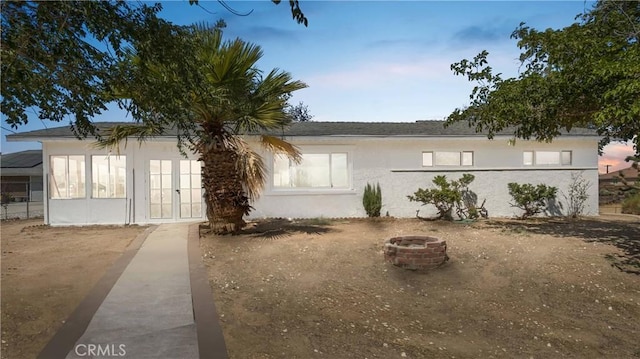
0, 219, 147, 359
201, 215, 640, 359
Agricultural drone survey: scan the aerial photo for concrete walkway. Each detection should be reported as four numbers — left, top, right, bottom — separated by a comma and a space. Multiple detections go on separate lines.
38, 222, 227, 359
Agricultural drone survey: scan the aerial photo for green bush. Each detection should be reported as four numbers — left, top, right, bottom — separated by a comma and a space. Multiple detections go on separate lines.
408, 174, 481, 221
621, 193, 640, 215
363, 182, 382, 217
508, 182, 558, 219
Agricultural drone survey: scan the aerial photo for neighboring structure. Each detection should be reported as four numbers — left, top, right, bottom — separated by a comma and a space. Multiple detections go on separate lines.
0, 150, 44, 202
599, 165, 639, 186
7, 121, 600, 225
599, 165, 639, 204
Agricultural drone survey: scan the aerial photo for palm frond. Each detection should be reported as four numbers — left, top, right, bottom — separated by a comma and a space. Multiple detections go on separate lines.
260, 135, 301, 163
226, 136, 266, 201
232, 71, 308, 133
94, 123, 165, 150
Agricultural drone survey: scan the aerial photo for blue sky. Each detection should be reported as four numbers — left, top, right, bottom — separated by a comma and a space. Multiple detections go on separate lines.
1, 1, 634, 171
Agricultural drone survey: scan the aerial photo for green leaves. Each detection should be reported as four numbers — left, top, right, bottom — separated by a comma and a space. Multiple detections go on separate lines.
448, 1, 640, 155
272, 0, 308, 27
507, 182, 558, 219
408, 174, 477, 221
2, 0, 308, 138
1, 1, 169, 137
363, 182, 382, 217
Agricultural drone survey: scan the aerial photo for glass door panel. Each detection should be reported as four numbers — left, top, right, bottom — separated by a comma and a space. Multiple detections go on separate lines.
149, 160, 172, 219
179, 160, 203, 218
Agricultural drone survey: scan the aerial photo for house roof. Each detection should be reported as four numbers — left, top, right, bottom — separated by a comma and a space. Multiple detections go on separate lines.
1, 150, 43, 168
6, 120, 598, 141
599, 165, 639, 180
264, 121, 598, 137
0, 150, 43, 177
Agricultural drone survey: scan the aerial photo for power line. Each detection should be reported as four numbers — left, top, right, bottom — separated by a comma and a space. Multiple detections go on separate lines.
1, 126, 17, 134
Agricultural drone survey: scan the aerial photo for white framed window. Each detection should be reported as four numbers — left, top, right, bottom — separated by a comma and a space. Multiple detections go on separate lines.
523, 151, 534, 166
422, 152, 433, 167
92, 155, 126, 198
422, 151, 474, 167
273, 152, 350, 189
561, 151, 572, 165
524, 150, 572, 166
50, 155, 86, 199
461, 151, 474, 166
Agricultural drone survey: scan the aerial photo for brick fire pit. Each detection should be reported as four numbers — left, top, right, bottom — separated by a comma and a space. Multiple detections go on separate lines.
383, 236, 448, 270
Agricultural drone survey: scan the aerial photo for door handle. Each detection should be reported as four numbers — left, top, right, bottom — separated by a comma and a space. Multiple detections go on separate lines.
175, 189, 181, 194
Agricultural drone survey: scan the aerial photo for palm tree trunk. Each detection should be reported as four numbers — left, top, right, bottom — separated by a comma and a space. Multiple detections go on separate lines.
201, 145, 252, 234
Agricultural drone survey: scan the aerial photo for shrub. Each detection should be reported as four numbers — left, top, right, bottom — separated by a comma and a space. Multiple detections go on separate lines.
363, 182, 382, 217
1, 192, 14, 220
408, 173, 484, 221
563, 172, 591, 218
621, 193, 640, 215
508, 182, 558, 219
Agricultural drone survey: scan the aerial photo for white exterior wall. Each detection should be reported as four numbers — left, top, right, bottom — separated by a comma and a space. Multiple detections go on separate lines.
251, 136, 600, 219
42, 140, 202, 225
40, 135, 599, 225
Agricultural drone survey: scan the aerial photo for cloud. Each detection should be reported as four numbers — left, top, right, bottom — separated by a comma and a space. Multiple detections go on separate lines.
453, 25, 502, 42
307, 57, 453, 89
225, 25, 299, 43
451, 21, 518, 45
365, 37, 436, 51
599, 141, 636, 173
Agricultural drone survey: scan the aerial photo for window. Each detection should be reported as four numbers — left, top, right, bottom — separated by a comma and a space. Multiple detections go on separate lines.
422, 152, 433, 167
274, 153, 349, 189
524, 151, 572, 166
50, 155, 85, 199
149, 160, 172, 219
422, 151, 474, 167
179, 160, 202, 218
523, 151, 534, 166
92, 155, 126, 198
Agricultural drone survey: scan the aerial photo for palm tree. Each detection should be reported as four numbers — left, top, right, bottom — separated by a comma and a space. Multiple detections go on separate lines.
102, 25, 306, 233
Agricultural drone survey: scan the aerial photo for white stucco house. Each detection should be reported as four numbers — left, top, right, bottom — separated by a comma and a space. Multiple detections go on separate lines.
7, 121, 600, 225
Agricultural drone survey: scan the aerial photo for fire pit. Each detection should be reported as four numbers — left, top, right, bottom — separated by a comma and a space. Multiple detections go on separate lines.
383, 236, 448, 270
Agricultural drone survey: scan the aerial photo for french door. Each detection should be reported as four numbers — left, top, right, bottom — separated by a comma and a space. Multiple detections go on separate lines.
178, 160, 202, 219
149, 159, 203, 220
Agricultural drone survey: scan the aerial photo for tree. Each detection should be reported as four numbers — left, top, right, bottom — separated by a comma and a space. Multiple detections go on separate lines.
102, 26, 307, 233
1, 1, 171, 137
193, 0, 307, 27
620, 155, 640, 191
448, 1, 640, 155
1, 0, 307, 137
285, 101, 314, 122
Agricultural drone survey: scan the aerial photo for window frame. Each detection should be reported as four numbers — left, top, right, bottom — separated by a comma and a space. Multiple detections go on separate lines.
49, 155, 86, 199
422, 151, 474, 167
272, 150, 352, 191
91, 155, 127, 199
523, 150, 573, 166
